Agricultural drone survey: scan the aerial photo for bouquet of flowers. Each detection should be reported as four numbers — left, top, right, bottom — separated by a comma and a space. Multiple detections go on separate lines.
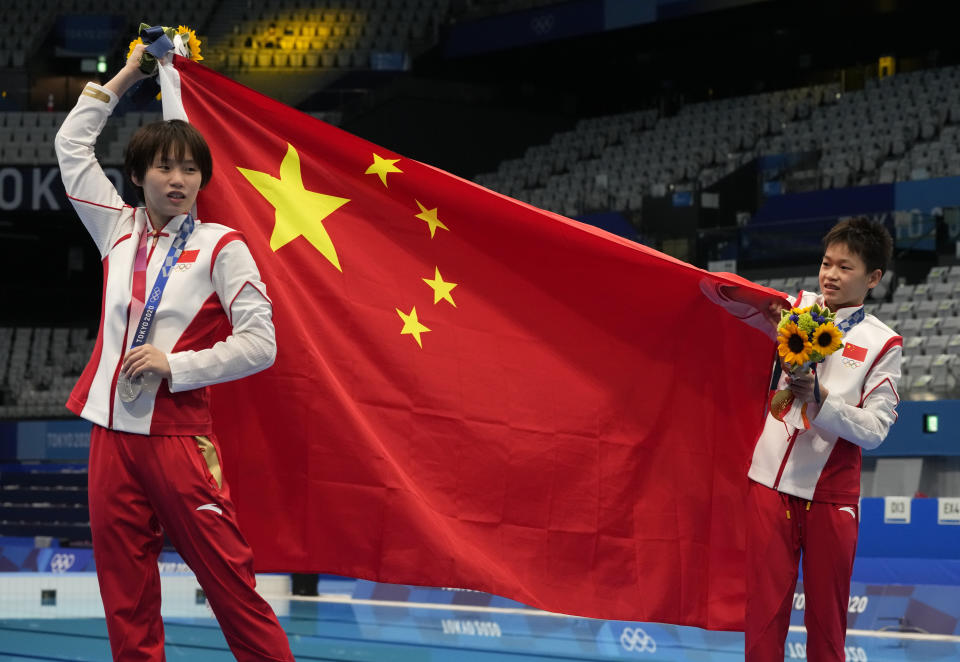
127, 24, 203, 76
770, 303, 844, 421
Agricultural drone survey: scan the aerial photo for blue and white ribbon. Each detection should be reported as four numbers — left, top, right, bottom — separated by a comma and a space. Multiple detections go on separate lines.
130, 215, 195, 350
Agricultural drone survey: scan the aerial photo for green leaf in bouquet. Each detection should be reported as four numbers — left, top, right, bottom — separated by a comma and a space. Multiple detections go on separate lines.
778, 309, 792, 329
797, 312, 817, 334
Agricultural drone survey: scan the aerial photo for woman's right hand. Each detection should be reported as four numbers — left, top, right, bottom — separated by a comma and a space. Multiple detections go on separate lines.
103, 42, 153, 97
125, 43, 151, 79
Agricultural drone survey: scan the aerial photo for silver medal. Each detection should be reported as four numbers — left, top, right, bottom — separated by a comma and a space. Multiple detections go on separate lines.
117, 373, 143, 403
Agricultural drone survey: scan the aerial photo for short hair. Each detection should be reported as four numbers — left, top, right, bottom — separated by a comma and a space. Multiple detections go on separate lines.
822, 216, 893, 275
124, 119, 213, 201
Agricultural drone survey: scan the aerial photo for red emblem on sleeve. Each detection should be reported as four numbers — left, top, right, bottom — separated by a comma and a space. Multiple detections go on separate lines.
842, 343, 868, 362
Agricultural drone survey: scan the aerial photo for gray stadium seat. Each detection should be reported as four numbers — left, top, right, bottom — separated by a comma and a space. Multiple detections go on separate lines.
923, 334, 949, 355
921, 317, 943, 336
895, 301, 916, 320
893, 283, 916, 301
899, 318, 923, 336
910, 354, 933, 376
941, 316, 960, 336
947, 334, 960, 355
931, 354, 956, 388
930, 282, 953, 299
916, 300, 939, 317
768, 277, 788, 291
902, 336, 924, 356
877, 301, 899, 323
937, 299, 957, 318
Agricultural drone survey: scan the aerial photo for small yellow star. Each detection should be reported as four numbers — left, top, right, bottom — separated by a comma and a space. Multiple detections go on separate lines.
423, 267, 457, 307
365, 153, 402, 187
414, 200, 449, 238
396, 306, 431, 348
238, 143, 350, 271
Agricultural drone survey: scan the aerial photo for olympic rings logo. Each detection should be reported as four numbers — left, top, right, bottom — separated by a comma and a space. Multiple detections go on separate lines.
841, 358, 863, 369
50, 553, 76, 573
620, 627, 657, 653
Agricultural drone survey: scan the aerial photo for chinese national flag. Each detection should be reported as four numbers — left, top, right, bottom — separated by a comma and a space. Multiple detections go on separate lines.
161, 57, 781, 630
842, 343, 868, 362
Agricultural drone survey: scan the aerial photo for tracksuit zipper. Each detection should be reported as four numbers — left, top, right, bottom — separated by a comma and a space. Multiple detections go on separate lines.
773, 429, 800, 489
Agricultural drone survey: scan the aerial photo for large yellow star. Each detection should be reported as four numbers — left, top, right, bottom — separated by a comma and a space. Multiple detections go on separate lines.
414, 200, 449, 238
396, 306, 430, 348
237, 143, 350, 271
423, 267, 457, 307
365, 153, 402, 187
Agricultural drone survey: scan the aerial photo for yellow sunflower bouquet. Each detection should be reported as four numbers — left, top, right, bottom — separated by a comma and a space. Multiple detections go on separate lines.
127, 24, 203, 76
770, 303, 844, 421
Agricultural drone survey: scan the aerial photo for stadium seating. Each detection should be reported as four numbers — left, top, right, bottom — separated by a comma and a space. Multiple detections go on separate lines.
0, 327, 95, 420
0, 108, 340, 166
0, 111, 65, 165
474, 65, 960, 218
205, 0, 451, 73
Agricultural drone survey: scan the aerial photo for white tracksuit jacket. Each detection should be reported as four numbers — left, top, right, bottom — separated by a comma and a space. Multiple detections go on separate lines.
55, 82, 276, 435
748, 290, 902, 505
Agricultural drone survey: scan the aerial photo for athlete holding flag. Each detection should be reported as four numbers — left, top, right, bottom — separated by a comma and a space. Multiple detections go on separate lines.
56, 40, 294, 661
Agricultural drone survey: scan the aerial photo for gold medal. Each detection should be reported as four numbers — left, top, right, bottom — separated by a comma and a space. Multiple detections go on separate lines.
769, 389, 795, 422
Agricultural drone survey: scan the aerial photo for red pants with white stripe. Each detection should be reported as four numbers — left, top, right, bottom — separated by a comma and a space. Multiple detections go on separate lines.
745, 480, 858, 662
88, 425, 295, 661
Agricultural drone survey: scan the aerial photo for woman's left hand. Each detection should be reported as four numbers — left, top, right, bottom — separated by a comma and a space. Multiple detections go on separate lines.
787, 369, 828, 403
121, 344, 172, 381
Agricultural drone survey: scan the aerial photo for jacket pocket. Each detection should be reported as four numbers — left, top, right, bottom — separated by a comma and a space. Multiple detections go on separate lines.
194, 435, 222, 490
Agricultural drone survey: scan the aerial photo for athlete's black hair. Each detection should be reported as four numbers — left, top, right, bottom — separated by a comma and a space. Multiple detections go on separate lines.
822, 217, 893, 274
125, 119, 213, 200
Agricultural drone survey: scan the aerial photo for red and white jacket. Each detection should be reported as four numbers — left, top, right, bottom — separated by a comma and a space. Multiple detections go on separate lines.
748, 291, 902, 505
55, 82, 276, 436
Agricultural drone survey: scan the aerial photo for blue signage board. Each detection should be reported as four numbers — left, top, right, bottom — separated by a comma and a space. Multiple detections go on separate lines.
55, 15, 126, 56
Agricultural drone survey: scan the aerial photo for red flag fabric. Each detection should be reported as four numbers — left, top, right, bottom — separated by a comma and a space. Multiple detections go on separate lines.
163, 56, 782, 630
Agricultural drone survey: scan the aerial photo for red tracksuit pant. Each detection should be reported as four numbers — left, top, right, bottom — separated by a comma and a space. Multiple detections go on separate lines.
88, 425, 295, 661
745, 480, 858, 662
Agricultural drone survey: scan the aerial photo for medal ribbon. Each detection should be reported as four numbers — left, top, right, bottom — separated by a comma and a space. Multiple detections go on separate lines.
836, 306, 865, 334
127, 226, 152, 341
127, 214, 195, 351
813, 305, 866, 404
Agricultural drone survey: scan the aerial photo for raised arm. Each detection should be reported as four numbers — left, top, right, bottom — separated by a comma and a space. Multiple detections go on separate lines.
54, 44, 150, 256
